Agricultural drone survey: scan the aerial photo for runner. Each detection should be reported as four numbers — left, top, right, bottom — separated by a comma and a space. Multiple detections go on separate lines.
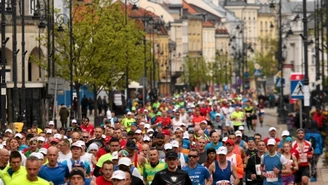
245, 140, 266, 185
281, 142, 298, 185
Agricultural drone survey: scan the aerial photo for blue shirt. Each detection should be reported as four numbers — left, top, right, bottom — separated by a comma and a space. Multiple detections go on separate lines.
262, 153, 284, 185
183, 139, 190, 149
18, 144, 28, 152
183, 164, 211, 185
205, 142, 222, 151
38, 163, 70, 185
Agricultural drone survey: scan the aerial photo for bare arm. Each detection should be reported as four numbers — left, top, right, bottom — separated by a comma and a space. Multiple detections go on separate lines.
231, 164, 240, 185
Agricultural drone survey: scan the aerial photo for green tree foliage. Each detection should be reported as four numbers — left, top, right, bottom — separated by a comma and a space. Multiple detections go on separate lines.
36, 0, 146, 118
249, 37, 278, 77
183, 56, 211, 89
211, 52, 230, 86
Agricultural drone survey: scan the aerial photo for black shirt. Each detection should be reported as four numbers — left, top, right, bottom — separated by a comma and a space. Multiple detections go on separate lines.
198, 151, 207, 164
245, 153, 263, 185
151, 168, 192, 185
131, 175, 144, 185
245, 148, 258, 157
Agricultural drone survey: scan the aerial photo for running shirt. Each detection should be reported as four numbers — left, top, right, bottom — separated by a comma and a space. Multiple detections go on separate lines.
143, 161, 167, 185
183, 164, 211, 185
8, 177, 49, 185
261, 152, 288, 185
291, 140, 312, 167
212, 160, 232, 185
38, 163, 70, 185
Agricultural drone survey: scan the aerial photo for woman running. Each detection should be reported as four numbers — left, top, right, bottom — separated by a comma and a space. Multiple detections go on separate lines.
281, 142, 299, 185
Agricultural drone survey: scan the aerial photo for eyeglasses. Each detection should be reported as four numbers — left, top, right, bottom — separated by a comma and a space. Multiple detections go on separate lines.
188, 155, 198, 158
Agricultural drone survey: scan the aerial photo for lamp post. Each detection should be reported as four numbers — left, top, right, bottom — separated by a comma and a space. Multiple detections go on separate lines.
168, 41, 176, 95
21, 0, 27, 124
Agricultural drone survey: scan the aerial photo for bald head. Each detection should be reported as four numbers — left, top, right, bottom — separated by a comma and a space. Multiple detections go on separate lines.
0, 148, 9, 166
47, 146, 59, 154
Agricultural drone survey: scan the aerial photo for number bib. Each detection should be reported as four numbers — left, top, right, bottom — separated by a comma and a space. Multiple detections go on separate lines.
255, 164, 261, 175
260, 109, 265, 113
216, 180, 230, 185
266, 171, 278, 182
246, 113, 251, 117
300, 153, 308, 163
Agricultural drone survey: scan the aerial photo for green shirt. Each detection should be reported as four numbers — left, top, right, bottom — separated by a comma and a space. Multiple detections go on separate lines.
122, 118, 136, 132
143, 161, 167, 185
96, 153, 112, 167
231, 111, 244, 126
9, 176, 49, 185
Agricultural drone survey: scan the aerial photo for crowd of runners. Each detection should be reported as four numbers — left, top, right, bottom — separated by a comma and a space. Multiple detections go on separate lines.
0, 92, 324, 185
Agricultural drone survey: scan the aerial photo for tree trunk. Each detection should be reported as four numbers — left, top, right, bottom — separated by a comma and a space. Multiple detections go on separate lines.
93, 88, 98, 123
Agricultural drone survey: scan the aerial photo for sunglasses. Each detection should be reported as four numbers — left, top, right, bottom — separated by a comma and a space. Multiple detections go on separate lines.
188, 155, 198, 158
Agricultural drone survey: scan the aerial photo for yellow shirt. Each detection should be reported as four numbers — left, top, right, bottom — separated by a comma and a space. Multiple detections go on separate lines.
0, 166, 27, 185
230, 111, 244, 126
9, 176, 49, 185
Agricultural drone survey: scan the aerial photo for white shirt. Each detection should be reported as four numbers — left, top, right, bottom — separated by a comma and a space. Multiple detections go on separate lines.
81, 152, 93, 172
58, 151, 72, 163
172, 117, 183, 130
132, 167, 143, 181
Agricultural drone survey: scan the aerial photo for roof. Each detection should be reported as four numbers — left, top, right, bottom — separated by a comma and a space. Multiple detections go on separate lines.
202, 21, 214, 27
189, 4, 222, 23
281, 0, 315, 14
202, 0, 240, 22
182, 0, 198, 14
216, 28, 229, 34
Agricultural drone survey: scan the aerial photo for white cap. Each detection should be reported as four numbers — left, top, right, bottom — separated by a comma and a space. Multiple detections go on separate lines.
5, 129, 12, 134
216, 113, 221, 117
140, 122, 145, 126
71, 142, 83, 149
127, 112, 132, 115
135, 130, 142, 134
269, 127, 276, 132
118, 157, 132, 166
14, 133, 23, 139
30, 152, 44, 160
111, 170, 126, 180
87, 143, 99, 152
112, 151, 119, 160
222, 136, 228, 143
53, 134, 62, 140
76, 140, 85, 146
144, 109, 148, 112
39, 148, 47, 155
46, 129, 52, 134
171, 140, 179, 148
164, 143, 173, 150
102, 134, 106, 139
238, 126, 245, 131
180, 123, 187, 127
48, 121, 54, 126
200, 120, 207, 124
281, 130, 290, 137
174, 127, 183, 133
144, 124, 151, 129
143, 135, 151, 142
2, 141, 6, 146
183, 132, 189, 139
37, 137, 45, 142
216, 146, 228, 155
235, 131, 242, 137
147, 128, 154, 133
267, 138, 276, 146
72, 119, 77, 123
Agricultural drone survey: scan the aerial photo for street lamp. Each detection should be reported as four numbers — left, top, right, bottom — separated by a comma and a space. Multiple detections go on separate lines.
168, 40, 176, 95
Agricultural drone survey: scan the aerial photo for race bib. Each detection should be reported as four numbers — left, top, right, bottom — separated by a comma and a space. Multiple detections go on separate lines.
260, 109, 265, 113
266, 171, 278, 182
216, 180, 230, 185
255, 164, 261, 175
246, 113, 251, 117
300, 153, 308, 163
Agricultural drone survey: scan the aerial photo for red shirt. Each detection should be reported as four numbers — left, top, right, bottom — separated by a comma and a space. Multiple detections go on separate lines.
80, 124, 94, 136
155, 116, 171, 127
96, 147, 110, 161
292, 140, 313, 167
192, 115, 206, 125
96, 176, 112, 185
200, 107, 211, 116
120, 139, 127, 149
313, 112, 325, 127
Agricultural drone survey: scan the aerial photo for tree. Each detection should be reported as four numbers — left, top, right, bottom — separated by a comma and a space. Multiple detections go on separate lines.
249, 37, 278, 77
35, 0, 146, 119
211, 51, 230, 87
183, 56, 211, 90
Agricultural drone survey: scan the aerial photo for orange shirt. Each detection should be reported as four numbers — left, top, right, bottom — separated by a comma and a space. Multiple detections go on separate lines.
226, 152, 244, 179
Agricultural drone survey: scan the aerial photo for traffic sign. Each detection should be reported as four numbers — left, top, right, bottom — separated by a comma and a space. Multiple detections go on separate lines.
275, 77, 285, 87
254, 69, 262, 77
290, 73, 304, 99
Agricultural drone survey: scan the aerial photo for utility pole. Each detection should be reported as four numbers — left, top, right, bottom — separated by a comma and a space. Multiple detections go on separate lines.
12, 0, 19, 122
1, 0, 7, 128
303, 0, 310, 126
22, 0, 27, 123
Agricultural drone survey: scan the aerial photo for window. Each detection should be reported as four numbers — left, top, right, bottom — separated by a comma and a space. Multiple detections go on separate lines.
30, 0, 36, 15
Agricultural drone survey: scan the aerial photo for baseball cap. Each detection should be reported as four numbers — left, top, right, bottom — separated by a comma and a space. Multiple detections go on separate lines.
134, 130, 142, 134
46, 129, 52, 134
37, 136, 45, 142
140, 122, 145, 126
118, 157, 132, 166
180, 123, 187, 127
281, 130, 290, 137
30, 152, 44, 160
165, 151, 178, 159
50, 138, 60, 143
70, 169, 85, 180
216, 113, 221, 117
126, 140, 137, 150
5, 129, 12, 134
127, 112, 132, 115
49, 121, 54, 126
54, 134, 62, 140
235, 131, 242, 137
143, 135, 151, 142
162, 130, 170, 136
39, 148, 47, 155
144, 124, 151, 129
285, 137, 293, 142
225, 139, 234, 145
111, 170, 126, 180
269, 127, 276, 132
71, 142, 83, 149
174, 127, 183, 133
200, 120, 207, 124
171, 140, 179, 148
164, 143, 173, 150
216, 146, 228, 155
147, 128, 154, 133
112, 151, 119, 160
118, 150, 129, 157
238, 126, 245, 131
14, 133, 23, 139
222, 137, 228, 143
267, 138, 276, 146
71, 119, 77, 123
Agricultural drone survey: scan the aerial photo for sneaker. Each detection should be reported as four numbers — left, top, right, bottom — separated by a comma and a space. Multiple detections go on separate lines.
310, 177, 317, 182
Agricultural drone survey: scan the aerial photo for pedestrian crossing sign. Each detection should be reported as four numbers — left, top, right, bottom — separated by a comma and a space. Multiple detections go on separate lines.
290, 73, 304, 99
